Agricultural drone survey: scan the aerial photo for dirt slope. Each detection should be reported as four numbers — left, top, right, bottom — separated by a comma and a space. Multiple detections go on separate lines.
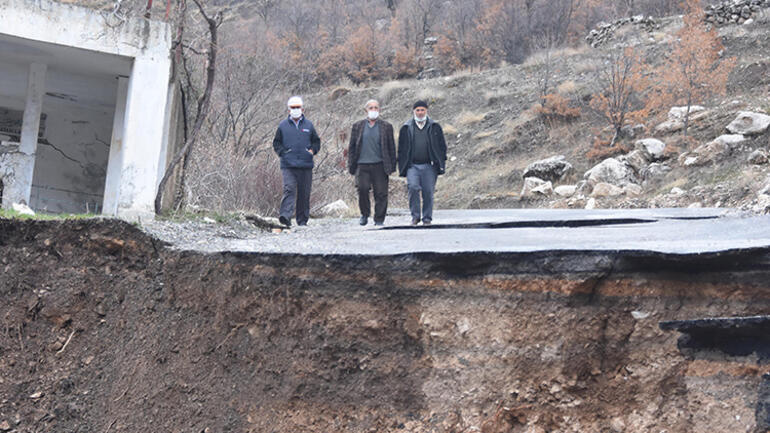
3, 218, 770, 432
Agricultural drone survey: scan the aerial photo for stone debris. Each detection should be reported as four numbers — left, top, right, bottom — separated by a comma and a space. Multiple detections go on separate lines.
585, 15, 659, 48
12, 202, 34, 216
635, 138, 666, 161
584, 157, 639, 187
522, 155, 574, 182
705, 0, 770, 25
316, 199, 350, 218
748, 149, 769, 165
726, 111, 770, 135
521, 177, 553, 198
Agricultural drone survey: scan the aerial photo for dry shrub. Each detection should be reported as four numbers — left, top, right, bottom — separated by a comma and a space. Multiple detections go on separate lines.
537, 93, 580, 124
378, 80, 412, 104
456, 110, 487, 127
586, 136, 630, 161
442, 123, 459, 136
415, 87, 446, 105
556, 80, 578, 95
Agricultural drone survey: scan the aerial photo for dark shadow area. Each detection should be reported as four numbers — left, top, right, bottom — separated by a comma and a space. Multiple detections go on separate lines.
660, 315, 770, 360
380, 218, 658, 230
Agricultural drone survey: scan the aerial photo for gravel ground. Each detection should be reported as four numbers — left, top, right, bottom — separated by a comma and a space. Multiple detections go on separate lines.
142, 209, 417, 253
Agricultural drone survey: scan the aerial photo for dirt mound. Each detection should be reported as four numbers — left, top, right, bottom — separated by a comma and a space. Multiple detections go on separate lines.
2, 219, 770, 432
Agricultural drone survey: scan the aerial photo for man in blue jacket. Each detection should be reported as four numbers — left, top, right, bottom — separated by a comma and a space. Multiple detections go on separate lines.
397, 100, 447, 225
272, 96, 321, 227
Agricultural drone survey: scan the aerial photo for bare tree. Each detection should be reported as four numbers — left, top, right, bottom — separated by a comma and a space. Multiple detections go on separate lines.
154, 0, 223, 214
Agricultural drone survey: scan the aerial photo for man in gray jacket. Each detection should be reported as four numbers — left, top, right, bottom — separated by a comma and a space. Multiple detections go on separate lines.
347, 99, 396, 226
397, 100, 447, 225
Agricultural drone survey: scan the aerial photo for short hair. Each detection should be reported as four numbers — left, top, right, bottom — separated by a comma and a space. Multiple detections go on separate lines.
364, 99, 380, 110
287, 96, 304, 108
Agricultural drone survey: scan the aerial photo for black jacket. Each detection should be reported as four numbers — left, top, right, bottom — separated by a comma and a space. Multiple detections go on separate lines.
347, 118, 397, 175
272, 115, 321, 169
397, 118, 447, 177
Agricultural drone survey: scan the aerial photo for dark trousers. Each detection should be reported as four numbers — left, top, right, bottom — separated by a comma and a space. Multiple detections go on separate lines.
356, 162, 389, 223
406, 163, 438, 223
280, 168, 312, 225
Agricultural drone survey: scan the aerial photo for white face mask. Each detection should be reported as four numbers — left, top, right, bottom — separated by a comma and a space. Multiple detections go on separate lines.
290, 108, 303, 119
367, 110, 379, 120
414, 115, 427, 123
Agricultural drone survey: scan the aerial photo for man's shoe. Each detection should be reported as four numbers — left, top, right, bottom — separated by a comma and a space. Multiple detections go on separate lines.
359, 216, 368, 226
374, 221, 384, 226
423, 220, 432, 226
279, 216, 291, 227
410, 218, 420, 226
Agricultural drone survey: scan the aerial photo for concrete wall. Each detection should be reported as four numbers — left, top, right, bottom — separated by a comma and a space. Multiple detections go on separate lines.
0, 0, 174, 220
0, 60, 117, 213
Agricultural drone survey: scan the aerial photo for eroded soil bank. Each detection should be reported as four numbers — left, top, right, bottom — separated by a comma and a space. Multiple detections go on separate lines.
2, 219, 770, 432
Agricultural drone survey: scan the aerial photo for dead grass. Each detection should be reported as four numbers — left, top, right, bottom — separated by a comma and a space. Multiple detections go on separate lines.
474, 130, 496, 140
378, 80, 412, 103
523, 45, 590, 68
456, 110, 488, 127
415, 87, 446, 104
556, 80, 578, 95
442, 123, 459, 136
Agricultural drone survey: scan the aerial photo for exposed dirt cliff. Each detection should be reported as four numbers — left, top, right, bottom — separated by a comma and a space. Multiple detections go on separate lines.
2, 218, 770, 432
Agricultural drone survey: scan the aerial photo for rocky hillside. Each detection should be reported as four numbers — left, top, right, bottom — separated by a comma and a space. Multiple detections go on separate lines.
305, 10, 770, 216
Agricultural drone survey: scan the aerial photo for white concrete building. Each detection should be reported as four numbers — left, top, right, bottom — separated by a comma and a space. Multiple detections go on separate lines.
0, 0, 178, 220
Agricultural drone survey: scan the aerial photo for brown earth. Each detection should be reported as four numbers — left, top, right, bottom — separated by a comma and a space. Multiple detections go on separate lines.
2, 218, 770, 432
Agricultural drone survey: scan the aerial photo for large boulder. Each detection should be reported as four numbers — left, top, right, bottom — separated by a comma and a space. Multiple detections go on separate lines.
635, 138, 666, 160
522, 155, 574, 182
618, 149, 650, 174
521, 177, 553, 198
726, 111, 770, 136
655, 106, 707, 134
641, 163, 671, 182
554, 185, 577, 197
680, 134, 747, 166
584, 157, 638, 187
591, 182, 624, 197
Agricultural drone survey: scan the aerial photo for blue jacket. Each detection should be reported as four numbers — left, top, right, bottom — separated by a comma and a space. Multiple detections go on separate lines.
272, 115, 321, 169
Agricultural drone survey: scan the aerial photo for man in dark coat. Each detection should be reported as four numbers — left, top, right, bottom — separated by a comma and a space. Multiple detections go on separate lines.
397, 100, 447, 225
272, 96, 321, 227
347, 99, 396, 226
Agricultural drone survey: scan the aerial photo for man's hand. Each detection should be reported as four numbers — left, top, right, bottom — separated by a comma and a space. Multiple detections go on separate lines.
307, 149, 314, 155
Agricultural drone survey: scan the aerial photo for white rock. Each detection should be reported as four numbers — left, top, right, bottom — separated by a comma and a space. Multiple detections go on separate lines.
12, 203, 34, 216
668, 105, 705, 121
655, 119, 682, 134
744, 18, 754, 25
726, 111, 770, 135
591, 182, 625, 197
748, 149, 768, 165
456, 318, 471, 335
641, 163, 671, 181
317, 199, 349, 217
522, 155, 574, 182
635, 138, 666, 160
618, 149, 649, 174
554, 185, 577, 197
521, 177, 553, 198
712, 134, 746, 147
624, 184, 643, 196
584, 158, 638, 186
683, 156, 699, 166
754, 194, 770, 213
688, 202, 703, 208
202, 217, 216, 224
669, 187, 685, 196
585, 198, 597, 209
631, 311, 650, 320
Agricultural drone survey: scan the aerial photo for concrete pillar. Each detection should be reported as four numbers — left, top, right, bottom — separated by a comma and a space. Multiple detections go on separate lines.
115, 56, 172, 221
10, 62, 46, 206
102, 76, 129, 216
